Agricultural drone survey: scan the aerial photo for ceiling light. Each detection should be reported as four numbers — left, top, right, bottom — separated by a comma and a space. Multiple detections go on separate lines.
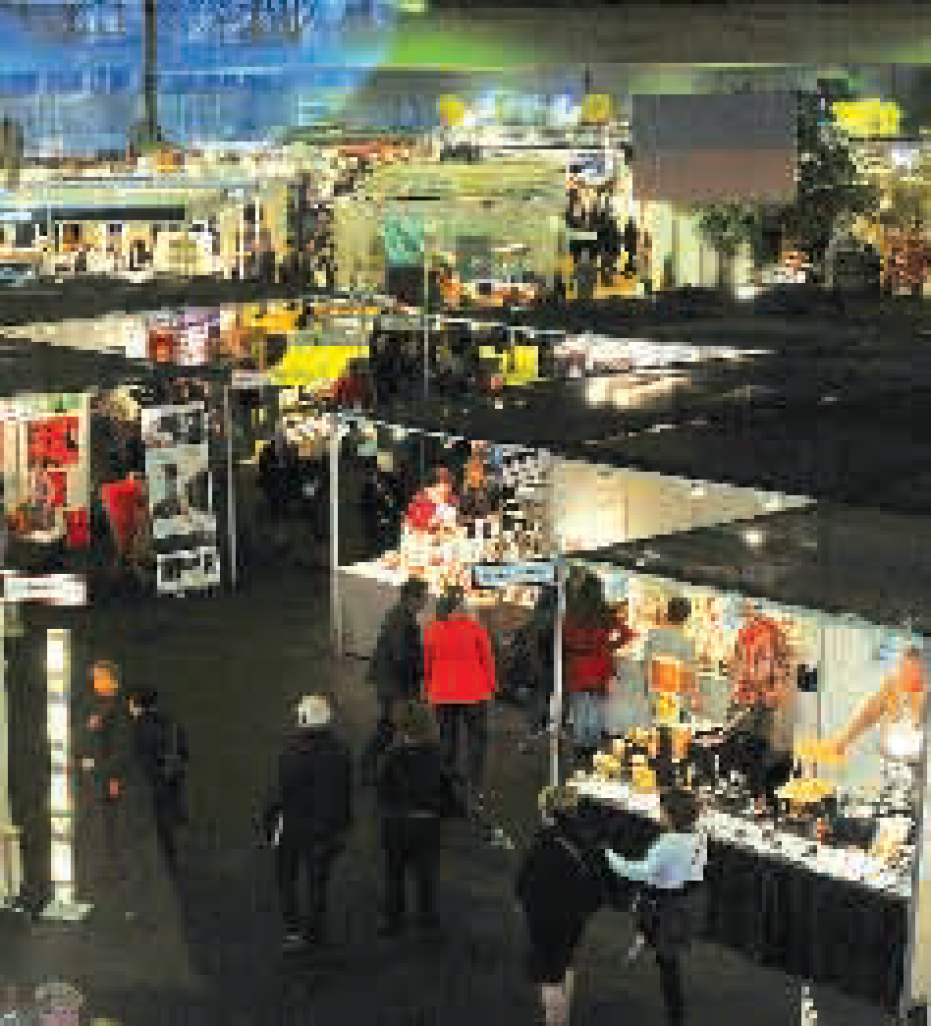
691, 485, 707, 499
743, 529, 765, 547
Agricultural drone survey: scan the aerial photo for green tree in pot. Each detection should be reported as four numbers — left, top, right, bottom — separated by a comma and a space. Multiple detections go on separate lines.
695, 200, 763, 292
778, 91, 878, 271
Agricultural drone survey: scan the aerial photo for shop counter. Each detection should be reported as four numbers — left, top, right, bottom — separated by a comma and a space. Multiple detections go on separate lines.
576, 779, 907, 1012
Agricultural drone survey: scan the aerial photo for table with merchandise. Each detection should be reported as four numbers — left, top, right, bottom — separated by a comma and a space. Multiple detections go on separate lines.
572, 732, 911, 1012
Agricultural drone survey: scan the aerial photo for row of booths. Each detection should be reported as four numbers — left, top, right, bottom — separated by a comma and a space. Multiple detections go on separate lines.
3, 291, 931, 1014
320, 342, 931, 1020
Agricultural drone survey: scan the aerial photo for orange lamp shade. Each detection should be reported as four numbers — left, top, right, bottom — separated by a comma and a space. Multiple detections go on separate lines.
903, 661, 924, 694
650, 657, 693, 694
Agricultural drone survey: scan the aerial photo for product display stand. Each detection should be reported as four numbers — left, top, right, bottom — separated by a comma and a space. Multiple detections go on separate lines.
42, 628, 92, 924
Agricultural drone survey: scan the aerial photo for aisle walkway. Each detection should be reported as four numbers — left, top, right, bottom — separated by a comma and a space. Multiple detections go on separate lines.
1, 567, 901, 1025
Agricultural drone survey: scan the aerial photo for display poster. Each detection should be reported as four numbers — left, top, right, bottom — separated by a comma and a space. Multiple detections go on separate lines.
13, 413, 87, 543
142, 403, 219, 594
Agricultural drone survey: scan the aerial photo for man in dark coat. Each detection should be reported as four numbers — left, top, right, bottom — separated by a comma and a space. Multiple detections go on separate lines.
360, 578, 429, 785
267, 694, 353, 948
127, 689, 189, 877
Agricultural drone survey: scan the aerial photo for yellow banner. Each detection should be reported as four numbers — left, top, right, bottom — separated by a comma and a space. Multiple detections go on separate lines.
437, 95, 467, 128
832, 98, 902, 138
270, 344, 370, 386
581, 94, 613, 125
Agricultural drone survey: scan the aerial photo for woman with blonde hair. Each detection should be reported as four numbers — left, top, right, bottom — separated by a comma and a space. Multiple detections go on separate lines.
516, 785, 608, 1026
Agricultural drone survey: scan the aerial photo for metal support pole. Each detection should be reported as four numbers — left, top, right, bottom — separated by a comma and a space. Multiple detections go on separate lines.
238, 205, 245, 280
224, 385, 237, 590
329, 410, 342, 656
550, 558, 567, 787
902, 661, 931, 1021
423, 255, 430, 403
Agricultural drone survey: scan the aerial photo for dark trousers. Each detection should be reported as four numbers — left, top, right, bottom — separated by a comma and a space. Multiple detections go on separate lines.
361, 698, 397, 784
655, 951, 685, 1026
381, 815, 441, 926
152, 784, 184, 876
436, 703, 488, 793
276, 836, 339, 935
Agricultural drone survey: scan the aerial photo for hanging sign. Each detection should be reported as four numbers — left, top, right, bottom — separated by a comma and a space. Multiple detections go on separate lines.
232, 370, 272, 389
472, 561, 557, 589
379, 315, 423, 331
2, 572, 86, 606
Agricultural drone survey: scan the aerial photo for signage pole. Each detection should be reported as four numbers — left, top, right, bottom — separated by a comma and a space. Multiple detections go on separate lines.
329, 409, 342, 657
224, 385, 237, 590
551, 558, 566, 787
0, 599, 21, 908
902, 657, 931, 1022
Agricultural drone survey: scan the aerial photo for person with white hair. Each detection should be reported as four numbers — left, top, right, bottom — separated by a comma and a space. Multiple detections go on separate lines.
265, 693, 353, 950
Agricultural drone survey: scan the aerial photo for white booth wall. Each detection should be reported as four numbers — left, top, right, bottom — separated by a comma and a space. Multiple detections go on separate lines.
552, 460, 812, 552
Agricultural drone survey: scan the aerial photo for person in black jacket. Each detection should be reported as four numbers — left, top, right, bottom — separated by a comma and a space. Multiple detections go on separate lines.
267, 694, 353, 949
127, 689, 189, 878
376, 700, 454, 936
516, 785, 609, 1026
360, 578, 429, 785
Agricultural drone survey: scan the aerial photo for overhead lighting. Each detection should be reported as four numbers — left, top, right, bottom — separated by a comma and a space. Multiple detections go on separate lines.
743, 529, 765, 548
690, 485, 707, 499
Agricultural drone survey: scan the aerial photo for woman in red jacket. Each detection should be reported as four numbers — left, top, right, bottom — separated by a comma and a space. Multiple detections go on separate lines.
424, 586, 496, 801
564, 572, 617, 765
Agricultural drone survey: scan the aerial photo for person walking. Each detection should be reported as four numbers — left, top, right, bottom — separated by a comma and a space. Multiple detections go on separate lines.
360, 578, 429, 785
606, 788, 707, 1026
424, 585, 496, 810
77, 661, 131, 899
265, 695, 353, 949
564, 572, 617, 766
508, 588, 557, 752
516, 785, 609, 1026
127, 689, 189, 878
573, 250, 597, 303
376, 700, 457, 937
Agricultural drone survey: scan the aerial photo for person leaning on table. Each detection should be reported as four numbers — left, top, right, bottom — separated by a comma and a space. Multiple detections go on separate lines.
606, 787, 707, 1026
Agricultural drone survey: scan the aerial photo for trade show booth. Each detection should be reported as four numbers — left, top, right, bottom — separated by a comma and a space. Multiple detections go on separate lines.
562, 505, 931, 1016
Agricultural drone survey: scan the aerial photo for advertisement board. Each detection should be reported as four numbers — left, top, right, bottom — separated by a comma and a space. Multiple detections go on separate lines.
141, 403, 219, 594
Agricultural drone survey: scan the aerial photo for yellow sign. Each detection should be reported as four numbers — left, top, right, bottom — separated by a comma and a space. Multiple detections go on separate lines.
437, 95, 467, 128
581, 94, 613, 125
832, 98, 902, 138
271, 344, 370, 387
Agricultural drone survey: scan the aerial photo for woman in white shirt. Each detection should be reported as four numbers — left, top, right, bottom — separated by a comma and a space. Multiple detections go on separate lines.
606, 788, 706, 1026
